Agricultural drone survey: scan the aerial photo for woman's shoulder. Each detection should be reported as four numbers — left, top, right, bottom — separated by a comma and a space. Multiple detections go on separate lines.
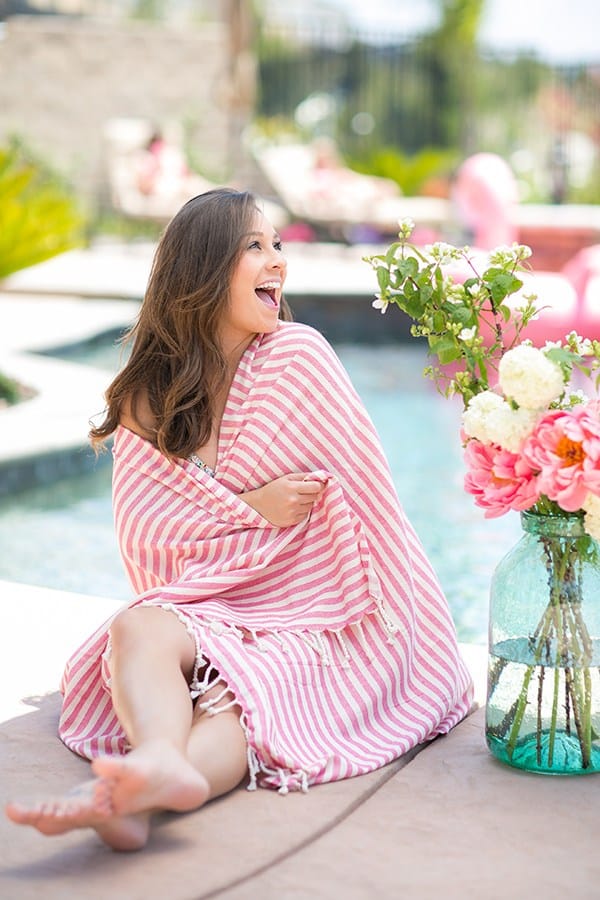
265, 320, 333, 354
119, 391, 156, 443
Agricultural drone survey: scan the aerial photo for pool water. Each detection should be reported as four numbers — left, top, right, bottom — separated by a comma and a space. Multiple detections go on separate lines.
0, 335, 522, 643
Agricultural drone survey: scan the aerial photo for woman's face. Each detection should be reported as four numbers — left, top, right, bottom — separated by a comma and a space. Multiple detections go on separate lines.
219, 210, 287, 358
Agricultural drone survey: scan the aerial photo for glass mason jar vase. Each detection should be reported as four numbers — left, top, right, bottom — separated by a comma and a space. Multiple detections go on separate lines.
486, 510, 600, 774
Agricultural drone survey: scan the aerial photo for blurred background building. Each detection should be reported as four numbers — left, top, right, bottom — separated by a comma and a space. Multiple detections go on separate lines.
0, 0, 598, 248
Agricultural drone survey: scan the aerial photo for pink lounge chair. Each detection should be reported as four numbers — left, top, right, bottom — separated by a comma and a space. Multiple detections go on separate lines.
562, 244, 600, 339
515, 271, 578, 346
450, 154, 600, 342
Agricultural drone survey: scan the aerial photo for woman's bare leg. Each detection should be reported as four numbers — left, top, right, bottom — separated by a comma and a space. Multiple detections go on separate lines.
91, 606, 210, 817
7, 607, 214, 849
186, 683, 248, 799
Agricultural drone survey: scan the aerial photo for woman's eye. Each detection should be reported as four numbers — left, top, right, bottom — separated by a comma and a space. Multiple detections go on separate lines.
274, 241, 283, 252
248, 240, 261, 250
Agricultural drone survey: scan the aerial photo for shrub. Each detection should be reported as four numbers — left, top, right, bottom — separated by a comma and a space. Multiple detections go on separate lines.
346, 146, 459, 197
0, 139, 86, 404
0, 139, 85, 280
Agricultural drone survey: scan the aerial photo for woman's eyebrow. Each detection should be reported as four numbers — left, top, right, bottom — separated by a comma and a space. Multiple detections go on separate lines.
245, 229, 282, 241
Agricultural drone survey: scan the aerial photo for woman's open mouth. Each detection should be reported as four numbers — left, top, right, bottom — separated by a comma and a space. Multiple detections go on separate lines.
255, 282, 280, 308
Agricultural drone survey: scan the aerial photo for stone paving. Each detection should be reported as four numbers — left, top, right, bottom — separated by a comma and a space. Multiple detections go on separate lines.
1, 244, 599, 899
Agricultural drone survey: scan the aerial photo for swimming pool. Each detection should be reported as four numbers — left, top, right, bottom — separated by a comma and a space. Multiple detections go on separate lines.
0, 335, 522, 643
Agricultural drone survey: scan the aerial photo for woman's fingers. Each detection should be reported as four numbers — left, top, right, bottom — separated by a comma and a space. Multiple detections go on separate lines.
297, 481, 324, 495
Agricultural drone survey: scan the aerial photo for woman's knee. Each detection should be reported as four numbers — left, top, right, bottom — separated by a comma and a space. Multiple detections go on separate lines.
109, 606, 192, 658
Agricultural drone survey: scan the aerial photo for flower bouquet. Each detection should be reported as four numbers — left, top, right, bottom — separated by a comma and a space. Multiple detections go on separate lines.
365, 221, 600, 774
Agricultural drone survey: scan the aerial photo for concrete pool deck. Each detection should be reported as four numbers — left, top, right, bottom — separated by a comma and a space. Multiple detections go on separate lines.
2, 244, 600, 898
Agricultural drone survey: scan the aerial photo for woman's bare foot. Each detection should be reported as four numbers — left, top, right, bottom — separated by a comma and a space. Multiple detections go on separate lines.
5, 780, 151, 851
6, 740, 209, 851
91, 739, 210, 816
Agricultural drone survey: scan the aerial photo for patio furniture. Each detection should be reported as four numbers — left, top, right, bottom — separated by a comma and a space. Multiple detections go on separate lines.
252, 140, 451, 242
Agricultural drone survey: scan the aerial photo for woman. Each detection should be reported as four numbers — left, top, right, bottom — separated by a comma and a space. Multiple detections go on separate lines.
6, 188, 473, 851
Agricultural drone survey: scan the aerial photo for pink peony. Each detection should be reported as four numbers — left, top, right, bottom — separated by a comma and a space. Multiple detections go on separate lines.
463, 438, 540, 518
523, 402, 600, 512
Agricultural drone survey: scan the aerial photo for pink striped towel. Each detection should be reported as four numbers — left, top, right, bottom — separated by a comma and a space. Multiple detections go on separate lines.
59, 322, 474, 792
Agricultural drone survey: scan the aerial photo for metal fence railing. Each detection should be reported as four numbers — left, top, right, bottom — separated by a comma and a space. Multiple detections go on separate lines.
256, 22, 600, 202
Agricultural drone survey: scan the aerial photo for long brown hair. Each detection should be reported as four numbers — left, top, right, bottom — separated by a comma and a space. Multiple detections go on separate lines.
90, 188, 292, 459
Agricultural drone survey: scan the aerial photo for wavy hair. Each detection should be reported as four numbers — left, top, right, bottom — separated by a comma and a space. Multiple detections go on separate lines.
89, 188, 292, 459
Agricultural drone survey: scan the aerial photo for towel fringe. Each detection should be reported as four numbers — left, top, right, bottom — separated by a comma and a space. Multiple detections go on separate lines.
196, 684, 232, 712
246, 745, 260, 791
205, 698, 239, 716
373, 596, 400, 642
240, 710, 311, 795
277, 769, 289, 795
297, 630, 331, 664
352, 618, 373, 661
334, 629, 352, 668
144, 598, 398, 683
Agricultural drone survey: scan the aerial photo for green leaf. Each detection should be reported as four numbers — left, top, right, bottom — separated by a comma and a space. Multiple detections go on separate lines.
486, 273, 523, 304
432, 310, 445, 332
477, 356, 489, 384
396, 256, 419, 279
377, 266, 389, 292
385, 243, 400, 264
419, 283, 434, 304
545, 346, 578, 366
404, 294, 426, 319
429, 333, 459, 359
447, 304, 472, 325
438, 345, 462, 364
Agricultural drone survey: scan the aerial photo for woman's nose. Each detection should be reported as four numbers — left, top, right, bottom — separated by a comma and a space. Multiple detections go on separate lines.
268, 248, 285, 270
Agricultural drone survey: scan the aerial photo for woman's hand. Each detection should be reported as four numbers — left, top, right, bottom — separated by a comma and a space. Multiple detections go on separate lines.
240, 473, 328, 527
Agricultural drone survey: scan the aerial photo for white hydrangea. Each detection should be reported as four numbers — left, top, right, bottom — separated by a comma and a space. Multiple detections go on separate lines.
498, 344, 565, 409
583, 494, 600, 541
485, 405, 539, 452
462, 391, 537, 451
462, 391, 506, 443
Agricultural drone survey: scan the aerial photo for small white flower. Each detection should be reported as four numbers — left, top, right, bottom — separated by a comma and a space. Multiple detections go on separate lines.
397, 217, 415, 238
458, 326, 477, 344
372, 296, 389, 314
431, 242, 461, 265
571, 389, 589, 403
489, 243, 532, 266
499, 344, 565, 409
445, 283, 465, 305
567, 333, 595, 356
